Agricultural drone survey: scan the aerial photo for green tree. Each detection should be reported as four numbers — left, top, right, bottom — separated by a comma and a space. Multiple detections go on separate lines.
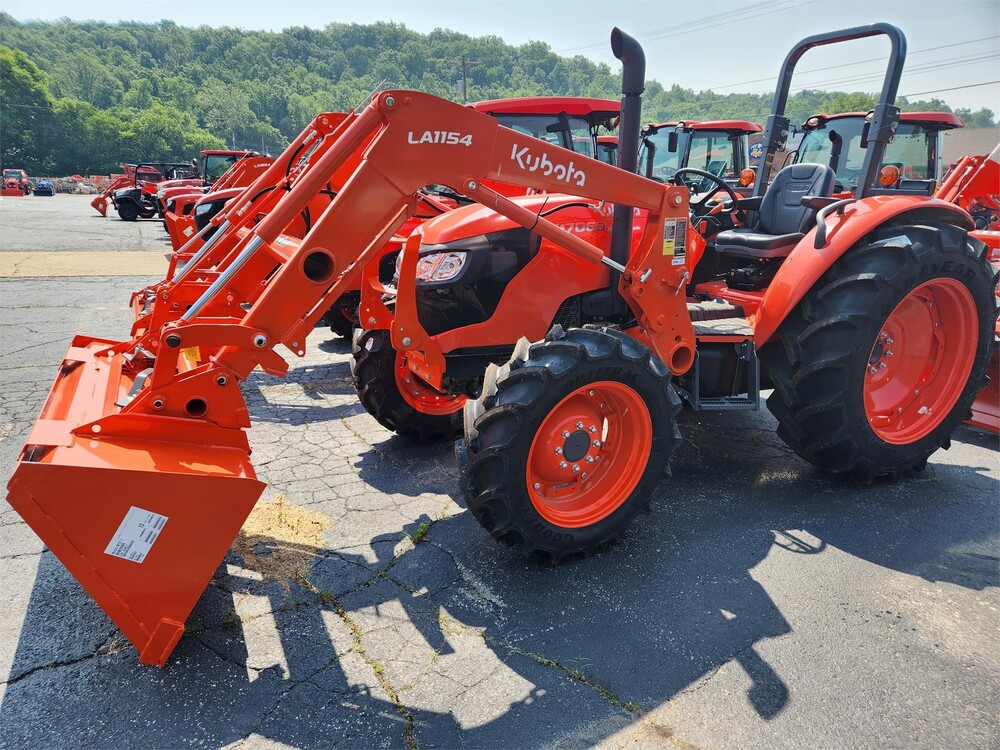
0, 45, 54, 171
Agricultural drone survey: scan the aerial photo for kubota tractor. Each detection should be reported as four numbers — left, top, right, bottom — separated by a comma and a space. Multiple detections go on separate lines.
794, 110, 964, 195
162, 155, 276, 249
1, 167, 31, 196
350, 113, 762, 440
6, 25, 996, 667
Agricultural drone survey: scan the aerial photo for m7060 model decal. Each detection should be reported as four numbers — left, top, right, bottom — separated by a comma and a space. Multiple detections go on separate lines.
407, 131, 473, 146
510, 144, 587, 187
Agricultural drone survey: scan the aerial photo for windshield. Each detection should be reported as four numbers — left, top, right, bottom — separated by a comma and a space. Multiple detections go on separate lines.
797, 118, 937, 190
492, 114, 598, 158
3, 169, 21, 178
204, 154, 240, 183
639, 129, 742, 183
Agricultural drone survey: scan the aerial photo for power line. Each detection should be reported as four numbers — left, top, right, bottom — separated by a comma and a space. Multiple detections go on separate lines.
706, 35, 999, 91
789, 52, 999, 91
555, 0, 804, 55
899, 80, 1000, 98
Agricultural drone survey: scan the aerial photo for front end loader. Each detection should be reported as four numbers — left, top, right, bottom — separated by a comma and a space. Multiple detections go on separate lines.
6, 32, 685, 665
5, 25, 996, 667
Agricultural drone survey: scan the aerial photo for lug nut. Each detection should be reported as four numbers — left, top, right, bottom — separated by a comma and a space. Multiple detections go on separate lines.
559, 461, 568, 469
562, 430, 570, 438
588, 389, 596, 396
576, 422, 584, 430
879, 363, 887, 369
585, 456, 594, 463
589, 426, 597, 433
533, 482, 541, 490
555, 447, 563, 455
593, 440, 602, 447
572, 465, 580, 473
885, 338, 894, 345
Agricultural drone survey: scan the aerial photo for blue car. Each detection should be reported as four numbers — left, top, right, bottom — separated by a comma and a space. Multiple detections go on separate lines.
33, 180, 54, 196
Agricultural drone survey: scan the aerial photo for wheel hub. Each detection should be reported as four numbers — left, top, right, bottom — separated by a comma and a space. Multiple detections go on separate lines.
562, 430, 591, 463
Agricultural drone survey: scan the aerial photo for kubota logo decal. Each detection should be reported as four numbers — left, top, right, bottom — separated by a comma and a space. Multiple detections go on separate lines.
407, 130, 473, 146
511, 145, 587, 187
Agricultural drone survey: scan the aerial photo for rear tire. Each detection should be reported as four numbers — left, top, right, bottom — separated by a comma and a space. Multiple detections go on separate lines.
353, 328, 465, 441
762, 221, 997, 479
457, 326, 682, 562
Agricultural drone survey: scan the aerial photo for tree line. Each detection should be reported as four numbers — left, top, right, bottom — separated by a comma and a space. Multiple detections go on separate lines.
1, 13, 994, 175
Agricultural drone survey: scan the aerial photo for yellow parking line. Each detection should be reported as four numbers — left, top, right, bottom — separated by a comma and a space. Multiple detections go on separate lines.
0, 252, 169, 278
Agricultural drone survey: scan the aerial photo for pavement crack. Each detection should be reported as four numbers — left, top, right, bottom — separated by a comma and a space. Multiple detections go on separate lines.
1, 628, 122, 686
296, 571, 418, 749
478, 632, 643, 718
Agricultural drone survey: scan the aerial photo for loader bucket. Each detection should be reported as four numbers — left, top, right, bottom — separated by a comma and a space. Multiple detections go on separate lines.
6, 336, 265, 666
91, 195, 108, 216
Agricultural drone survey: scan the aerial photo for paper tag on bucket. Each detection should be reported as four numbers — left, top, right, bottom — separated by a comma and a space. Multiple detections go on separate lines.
105, 506, 168, 564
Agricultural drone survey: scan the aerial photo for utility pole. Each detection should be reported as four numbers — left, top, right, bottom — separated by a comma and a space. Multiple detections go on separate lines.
445, 54, 481, 103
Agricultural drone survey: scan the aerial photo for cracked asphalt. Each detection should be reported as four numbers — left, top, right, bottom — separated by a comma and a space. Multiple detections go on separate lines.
0, 195, 998, 749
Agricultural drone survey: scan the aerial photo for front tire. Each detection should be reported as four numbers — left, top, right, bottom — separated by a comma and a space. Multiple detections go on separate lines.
457, 326, 682, 562
117, 202, 139, 222
353, 328, 466, 441
762, 221, 997, 479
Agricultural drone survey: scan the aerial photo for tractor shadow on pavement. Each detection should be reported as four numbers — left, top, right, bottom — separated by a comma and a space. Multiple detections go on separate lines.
2, 406, 996, 748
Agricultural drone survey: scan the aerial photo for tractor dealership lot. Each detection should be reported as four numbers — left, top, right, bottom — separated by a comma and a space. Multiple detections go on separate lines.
0, 195, 998, 749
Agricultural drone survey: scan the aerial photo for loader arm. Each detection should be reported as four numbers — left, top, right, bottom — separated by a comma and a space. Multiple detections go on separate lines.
7, 90, 691, 667
132, 90, 694, 418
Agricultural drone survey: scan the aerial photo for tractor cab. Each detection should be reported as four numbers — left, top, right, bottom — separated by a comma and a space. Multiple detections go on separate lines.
795, 111, 963, 196
638, 120, 762, 193
471, 97, 619, 157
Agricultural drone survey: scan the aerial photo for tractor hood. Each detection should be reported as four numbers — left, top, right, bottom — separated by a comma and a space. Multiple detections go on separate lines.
416, 193, 603, 245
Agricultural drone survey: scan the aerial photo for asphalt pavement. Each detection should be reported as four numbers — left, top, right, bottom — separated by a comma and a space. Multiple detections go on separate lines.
0, 194, 997, 749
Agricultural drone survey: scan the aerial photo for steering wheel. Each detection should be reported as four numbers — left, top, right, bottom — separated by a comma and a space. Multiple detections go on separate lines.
672, 167, 742, 215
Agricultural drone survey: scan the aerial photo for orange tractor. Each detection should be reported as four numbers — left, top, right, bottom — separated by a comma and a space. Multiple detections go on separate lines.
1, 167, 31, 196
6, 24, 996, 667
160, 154, 276, 249
794, 110, 964, 195
351, 116, 761, 439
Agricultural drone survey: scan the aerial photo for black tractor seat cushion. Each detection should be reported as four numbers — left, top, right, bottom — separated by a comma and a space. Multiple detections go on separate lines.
715, 162, 835, 260
713, 229, 805, 259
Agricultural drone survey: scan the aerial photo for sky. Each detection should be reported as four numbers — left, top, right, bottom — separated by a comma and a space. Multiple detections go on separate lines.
3, 0, 999, 112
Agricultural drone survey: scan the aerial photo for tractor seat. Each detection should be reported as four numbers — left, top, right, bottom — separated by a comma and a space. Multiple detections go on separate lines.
715, 163, 836, 259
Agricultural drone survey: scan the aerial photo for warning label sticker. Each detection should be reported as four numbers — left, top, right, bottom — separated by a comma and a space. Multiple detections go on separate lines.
104, 506, 168, 564
663, 219, 687, 265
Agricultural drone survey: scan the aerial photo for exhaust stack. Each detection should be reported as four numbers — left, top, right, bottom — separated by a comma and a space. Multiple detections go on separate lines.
609, 27, 645, 285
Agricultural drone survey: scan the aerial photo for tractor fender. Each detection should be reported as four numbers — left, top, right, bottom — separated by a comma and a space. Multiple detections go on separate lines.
753, 195, 974, 345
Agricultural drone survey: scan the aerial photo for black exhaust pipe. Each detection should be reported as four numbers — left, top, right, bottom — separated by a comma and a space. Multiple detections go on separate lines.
609, 27, 645, 283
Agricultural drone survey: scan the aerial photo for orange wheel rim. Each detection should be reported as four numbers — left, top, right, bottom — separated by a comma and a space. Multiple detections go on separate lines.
864, 278, 978, 444
395, 353, 466, 416
526, 381, 652, 528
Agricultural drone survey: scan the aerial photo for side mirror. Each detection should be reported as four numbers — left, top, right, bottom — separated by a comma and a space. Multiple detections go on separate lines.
667, 130, 678, 153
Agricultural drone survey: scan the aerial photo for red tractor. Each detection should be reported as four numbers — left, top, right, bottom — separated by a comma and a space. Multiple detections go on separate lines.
1, 167, 31, 196
795, 110, 964, 195
350, 111, 760, 440
6, 24, 996, 667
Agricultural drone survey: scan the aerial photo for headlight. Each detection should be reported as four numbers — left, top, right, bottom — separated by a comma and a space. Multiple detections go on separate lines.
397, 251, 468, 282
194, 202, 217, 216
156, 189, 165, 199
